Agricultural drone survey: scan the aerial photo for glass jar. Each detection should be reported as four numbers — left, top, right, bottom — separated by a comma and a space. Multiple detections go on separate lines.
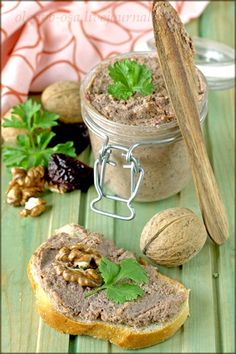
81, 52, 208, 219
146, 37, 235, 90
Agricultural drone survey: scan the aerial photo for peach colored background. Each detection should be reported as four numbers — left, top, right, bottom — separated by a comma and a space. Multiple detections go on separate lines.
1, 1, 209, 116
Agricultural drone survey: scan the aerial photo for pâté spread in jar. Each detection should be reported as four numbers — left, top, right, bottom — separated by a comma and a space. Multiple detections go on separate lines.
81, 52, 208, 217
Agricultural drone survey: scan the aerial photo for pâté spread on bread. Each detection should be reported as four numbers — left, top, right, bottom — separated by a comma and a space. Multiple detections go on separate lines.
28, 224, 190, 349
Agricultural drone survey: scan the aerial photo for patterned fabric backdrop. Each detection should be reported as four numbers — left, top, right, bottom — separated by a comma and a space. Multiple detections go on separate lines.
1, 1, 209, 115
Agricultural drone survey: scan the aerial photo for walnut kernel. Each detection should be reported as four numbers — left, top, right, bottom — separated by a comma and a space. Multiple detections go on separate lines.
19, 197, 46, 217
7, 166, 45, 206
54, 243, 102, 287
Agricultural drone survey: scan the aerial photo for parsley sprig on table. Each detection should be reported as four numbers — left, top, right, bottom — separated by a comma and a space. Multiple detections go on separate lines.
2, 99, 76, 169
108, 59, 154, 100
85, 257, 148, 304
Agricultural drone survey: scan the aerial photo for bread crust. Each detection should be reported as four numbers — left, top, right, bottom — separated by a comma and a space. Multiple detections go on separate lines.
28, 254, 190, 349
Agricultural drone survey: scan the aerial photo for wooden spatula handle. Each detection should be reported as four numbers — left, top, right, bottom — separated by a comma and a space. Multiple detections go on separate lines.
152, 1, 228, 244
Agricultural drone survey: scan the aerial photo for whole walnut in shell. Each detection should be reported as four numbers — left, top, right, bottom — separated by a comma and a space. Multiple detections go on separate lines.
41, 81, 82, 124
140, 208, 207, 267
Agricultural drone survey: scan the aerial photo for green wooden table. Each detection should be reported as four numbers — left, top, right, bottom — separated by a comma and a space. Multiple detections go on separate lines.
1, 1, 235, 353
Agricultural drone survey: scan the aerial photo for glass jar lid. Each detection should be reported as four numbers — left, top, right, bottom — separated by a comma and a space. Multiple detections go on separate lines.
143, 36, 235, 91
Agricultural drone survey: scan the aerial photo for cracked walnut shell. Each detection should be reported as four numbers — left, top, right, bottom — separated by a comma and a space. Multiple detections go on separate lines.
140, 208, 207, 267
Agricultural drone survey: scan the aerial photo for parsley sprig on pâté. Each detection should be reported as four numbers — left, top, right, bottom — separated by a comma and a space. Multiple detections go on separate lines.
108, 59, 154, 100
85, 257, 148, 304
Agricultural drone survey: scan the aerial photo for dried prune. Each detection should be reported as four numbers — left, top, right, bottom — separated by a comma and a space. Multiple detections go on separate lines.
49, 122, 90, 155
47, 153, 93, 192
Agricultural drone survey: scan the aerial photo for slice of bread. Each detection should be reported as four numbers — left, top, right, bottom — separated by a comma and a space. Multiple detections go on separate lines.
28, 224, 190, 349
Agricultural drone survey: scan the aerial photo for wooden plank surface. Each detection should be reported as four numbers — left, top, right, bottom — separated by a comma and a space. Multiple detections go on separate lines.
1, 1, 234, 353
200, 2, 235, 353
1, 167, 70, 353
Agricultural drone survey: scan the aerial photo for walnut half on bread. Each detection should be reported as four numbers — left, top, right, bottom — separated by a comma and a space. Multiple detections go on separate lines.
28, 223, 190, 349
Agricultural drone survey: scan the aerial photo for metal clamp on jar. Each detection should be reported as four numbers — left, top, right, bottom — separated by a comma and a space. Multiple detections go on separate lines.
84, 121, 145, 220
81, 52, 209, 220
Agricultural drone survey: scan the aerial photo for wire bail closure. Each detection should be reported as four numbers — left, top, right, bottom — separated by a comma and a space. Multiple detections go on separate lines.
84, 105, 181, 221
91, 140, 144, 220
